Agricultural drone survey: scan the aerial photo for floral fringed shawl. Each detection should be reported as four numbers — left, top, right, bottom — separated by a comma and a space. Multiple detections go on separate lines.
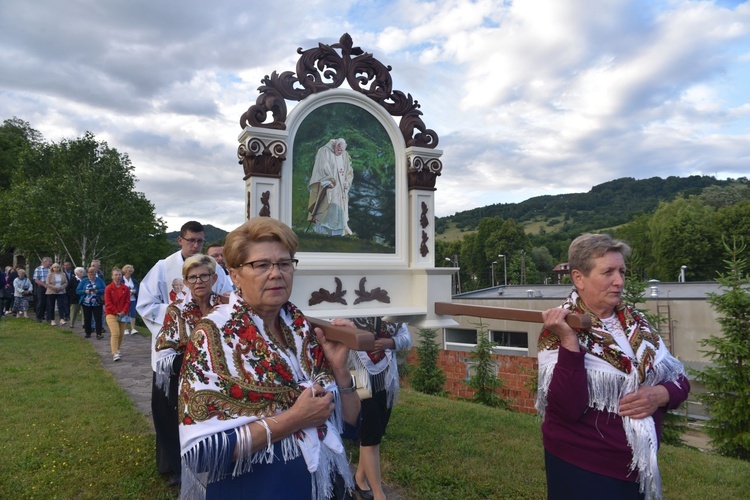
535, 290, 686, 500
178, 292, 353, 500
349, 317, 412, 407
154, 291, 222, 395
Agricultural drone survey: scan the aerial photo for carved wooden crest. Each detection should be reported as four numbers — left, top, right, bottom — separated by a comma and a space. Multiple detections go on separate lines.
240, 33, 439, 152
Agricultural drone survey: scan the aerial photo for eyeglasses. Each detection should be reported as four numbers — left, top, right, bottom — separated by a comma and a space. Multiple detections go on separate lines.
238, 259, 298, 274
181, 237, 206, 245
185, 272, 213, 284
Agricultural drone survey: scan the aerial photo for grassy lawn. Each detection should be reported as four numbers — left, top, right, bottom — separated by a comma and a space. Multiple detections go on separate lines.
0, 317, 175, 499
368, 391, 750, 499
2, 317, 748, 499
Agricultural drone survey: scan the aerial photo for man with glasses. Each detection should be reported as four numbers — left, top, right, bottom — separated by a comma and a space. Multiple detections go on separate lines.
136, 220, 233, 486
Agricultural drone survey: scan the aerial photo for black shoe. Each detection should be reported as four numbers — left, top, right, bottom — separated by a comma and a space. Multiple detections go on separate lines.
85, 334, 91, 338
167, 473, 181, 486
96, 334, 103, 340
355, 483, 374, 500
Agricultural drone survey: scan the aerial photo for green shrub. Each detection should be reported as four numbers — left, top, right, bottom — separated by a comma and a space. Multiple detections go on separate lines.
466, 322, 509, 408
409, 328, 447, 396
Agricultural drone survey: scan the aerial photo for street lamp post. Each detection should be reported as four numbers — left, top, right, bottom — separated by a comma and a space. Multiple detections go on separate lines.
491, 261, 497, 287
445, 255, 461, 294
498, 254, 507, 286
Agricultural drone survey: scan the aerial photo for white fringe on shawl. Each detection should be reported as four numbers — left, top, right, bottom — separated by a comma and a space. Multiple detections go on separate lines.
154, 352, 177, 394
154, 289, 193, 395
180, 386, 351, 500
178, 295, 354, 500
349, 320, 411, 408
350, 350, 399, 407
536, 339, 686, 500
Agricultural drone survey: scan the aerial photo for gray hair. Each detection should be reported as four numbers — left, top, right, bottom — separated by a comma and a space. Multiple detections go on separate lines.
74, 267, 86, 277
568, 233, 631, 276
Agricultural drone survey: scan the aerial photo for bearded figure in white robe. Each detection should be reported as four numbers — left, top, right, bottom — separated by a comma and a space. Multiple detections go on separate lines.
307, 138, 354, 236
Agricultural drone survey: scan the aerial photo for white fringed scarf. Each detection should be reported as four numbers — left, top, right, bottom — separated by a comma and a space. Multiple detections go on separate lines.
535, 291, 686, 500
178, 293, 353, 500
348, 317, 406, 407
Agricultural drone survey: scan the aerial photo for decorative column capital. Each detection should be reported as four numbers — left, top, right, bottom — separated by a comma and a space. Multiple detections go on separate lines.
406, 147, 443, 191
237, 128, 288, 180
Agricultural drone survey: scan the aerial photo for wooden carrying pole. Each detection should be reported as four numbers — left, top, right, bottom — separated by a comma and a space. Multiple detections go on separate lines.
307, 317, 376, 351
435, 302, 591, 330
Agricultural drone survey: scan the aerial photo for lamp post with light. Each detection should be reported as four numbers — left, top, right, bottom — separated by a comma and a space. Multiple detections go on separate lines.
445, 255, 461, 294
498, 254, 507, 286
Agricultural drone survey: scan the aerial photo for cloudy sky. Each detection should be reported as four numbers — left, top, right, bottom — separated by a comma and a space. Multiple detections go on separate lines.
1, 0, 749, 232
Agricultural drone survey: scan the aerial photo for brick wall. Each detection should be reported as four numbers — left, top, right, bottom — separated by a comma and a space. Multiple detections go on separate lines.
405, 349, 539, 414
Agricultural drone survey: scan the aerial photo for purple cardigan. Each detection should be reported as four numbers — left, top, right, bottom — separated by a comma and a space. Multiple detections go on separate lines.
542, 347, 690, 481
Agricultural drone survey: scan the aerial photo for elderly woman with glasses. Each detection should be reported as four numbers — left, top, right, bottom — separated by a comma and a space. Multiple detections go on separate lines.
178, 218, 360, 499
155, 254, 224, 396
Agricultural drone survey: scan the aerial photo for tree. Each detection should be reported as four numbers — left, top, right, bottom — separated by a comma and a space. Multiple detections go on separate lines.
466, 322, 509, 408
648, 197, 719, 281
693, 237, 750, 460
0, 117, 43, 190
409, 328, 447, 396
0, 129, 170, 272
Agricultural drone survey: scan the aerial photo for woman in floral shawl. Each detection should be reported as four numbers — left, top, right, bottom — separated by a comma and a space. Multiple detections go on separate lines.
155, 254, 224, 394
536, 233, 689, 500
178, 218, 360, 499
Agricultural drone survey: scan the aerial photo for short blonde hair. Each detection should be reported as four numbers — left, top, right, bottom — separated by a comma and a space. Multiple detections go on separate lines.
122, 264, 134, 274
224, 218, 298, 269
182, 254, 217, 278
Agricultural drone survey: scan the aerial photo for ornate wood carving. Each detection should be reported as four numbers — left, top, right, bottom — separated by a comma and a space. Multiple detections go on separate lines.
237, 138, 287, 180
419, 201, 429, 257
309, 277, 347, 306
353, 277, 390, 305
420, 231, 429, 257
239, 33, 438, 149
408, 156, 442, 191
420, 201, 429, 229
259, 191, 271, 217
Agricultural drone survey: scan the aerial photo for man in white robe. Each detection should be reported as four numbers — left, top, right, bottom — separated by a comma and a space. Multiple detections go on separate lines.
136, 220, 234, 484
307, 138, 354, 236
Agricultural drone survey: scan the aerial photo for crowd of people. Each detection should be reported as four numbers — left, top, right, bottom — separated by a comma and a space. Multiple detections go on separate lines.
1, 222, 690, 499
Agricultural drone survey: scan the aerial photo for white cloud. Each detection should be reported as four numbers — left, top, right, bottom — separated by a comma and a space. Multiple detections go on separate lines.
1, 0, 749, 229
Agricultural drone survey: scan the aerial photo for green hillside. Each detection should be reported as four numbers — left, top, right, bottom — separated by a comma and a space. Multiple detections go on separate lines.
436, 175, 732, 240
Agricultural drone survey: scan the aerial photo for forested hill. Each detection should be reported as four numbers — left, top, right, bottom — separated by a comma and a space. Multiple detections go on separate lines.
437, 175, 733, 234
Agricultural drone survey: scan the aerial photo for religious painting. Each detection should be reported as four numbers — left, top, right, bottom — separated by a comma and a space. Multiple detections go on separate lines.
291, 102, 396, 253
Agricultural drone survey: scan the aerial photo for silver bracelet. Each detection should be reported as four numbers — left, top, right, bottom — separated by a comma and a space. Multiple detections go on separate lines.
338, 374, 357, 394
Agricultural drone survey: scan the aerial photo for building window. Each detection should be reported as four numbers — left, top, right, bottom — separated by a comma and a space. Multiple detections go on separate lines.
445, 328, 478, 346
491, 330, 529, 349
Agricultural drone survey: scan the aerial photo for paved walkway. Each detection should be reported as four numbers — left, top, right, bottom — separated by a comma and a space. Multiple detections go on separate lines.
68, 320, 154, 419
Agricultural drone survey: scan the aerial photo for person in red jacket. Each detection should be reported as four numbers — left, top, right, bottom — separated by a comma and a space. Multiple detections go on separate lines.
105, 267, 131, 361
